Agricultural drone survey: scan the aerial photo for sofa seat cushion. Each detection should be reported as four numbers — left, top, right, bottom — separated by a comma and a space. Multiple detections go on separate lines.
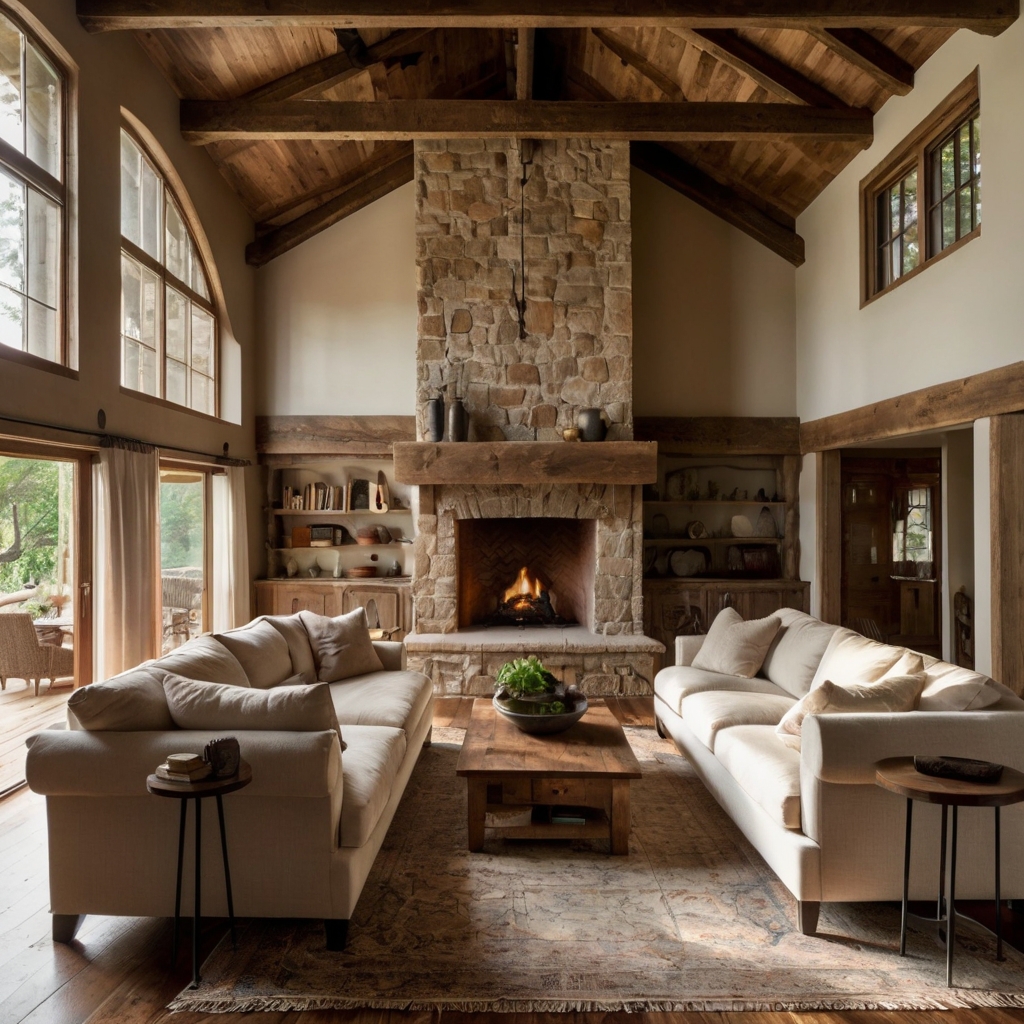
654, 665, 790, 717
330, 670, 433, 733
681, 691, 797, 751
155, 635, 249, 689
339, 725, 407, 848
714, 725, 802, 830
760, 608, 841, 698
215, 619, 293, 689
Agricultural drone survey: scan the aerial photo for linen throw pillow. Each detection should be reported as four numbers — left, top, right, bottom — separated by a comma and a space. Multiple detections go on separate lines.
162, 673, 344, 748
691, 607, 782, 679
299, 608, 384, 683
775, 673, 926, 750
215, 618, 294, 689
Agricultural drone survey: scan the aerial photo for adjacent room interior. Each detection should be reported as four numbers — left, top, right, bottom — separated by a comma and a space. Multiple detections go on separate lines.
3, 0, 1024, 1021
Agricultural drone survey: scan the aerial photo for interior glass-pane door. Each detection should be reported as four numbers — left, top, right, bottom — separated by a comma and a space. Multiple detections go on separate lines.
159, 468, 205, 653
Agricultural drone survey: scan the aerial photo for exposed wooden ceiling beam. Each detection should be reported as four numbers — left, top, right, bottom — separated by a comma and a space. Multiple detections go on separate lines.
591, 28, 685, 101
631, 141, 804, 266
78, 0, 1019, 34
515, 28, 535, 100
181, 98, 873, 144
246, 145, 414, 266
807, 27, 915, 95
675, 28, 848, 107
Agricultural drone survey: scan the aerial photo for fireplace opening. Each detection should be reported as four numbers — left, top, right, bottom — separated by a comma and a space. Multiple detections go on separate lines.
456, 517, 597, 629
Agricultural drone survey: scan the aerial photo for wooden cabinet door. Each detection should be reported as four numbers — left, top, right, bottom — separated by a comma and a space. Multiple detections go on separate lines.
343, 588, 401, 630
644, 583, 706, 665
273, 585, 326, 616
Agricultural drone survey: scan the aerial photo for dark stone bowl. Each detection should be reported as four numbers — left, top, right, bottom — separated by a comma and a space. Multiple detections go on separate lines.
492, 694, 589, 735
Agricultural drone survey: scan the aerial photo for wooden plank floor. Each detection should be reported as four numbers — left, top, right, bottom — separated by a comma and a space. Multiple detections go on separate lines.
2, 696, 1024, 1024
0, 676, 70, 796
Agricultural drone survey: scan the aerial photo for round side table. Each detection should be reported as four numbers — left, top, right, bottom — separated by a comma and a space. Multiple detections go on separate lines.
875, 756, 1024, 987
147, 760, 252, 988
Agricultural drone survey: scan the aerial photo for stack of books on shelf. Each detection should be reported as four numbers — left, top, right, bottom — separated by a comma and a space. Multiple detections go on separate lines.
155, 753, 212, 784
283, 482, 352, 512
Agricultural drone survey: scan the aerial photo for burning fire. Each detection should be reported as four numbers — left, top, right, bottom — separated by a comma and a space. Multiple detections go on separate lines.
503, 566, 545, 609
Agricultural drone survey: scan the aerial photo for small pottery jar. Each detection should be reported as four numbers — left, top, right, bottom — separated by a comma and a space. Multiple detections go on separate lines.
425, 397, 445, 442
448, 398, 468, 442
562, 427, 580, 442
577, 407, 607, 442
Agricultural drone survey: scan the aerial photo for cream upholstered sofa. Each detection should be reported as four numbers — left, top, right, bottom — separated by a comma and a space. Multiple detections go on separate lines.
654, 608, 1024, 935
25, 612, 433, 950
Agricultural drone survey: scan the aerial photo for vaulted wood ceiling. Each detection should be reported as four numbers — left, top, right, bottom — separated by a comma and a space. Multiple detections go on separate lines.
80, 2, 1018, 267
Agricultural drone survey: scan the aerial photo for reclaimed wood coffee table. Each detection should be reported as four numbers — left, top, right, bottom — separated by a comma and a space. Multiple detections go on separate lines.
456, 698, 642, 855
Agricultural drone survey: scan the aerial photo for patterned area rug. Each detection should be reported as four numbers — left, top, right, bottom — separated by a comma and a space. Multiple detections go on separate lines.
171, 725, 1024, 1013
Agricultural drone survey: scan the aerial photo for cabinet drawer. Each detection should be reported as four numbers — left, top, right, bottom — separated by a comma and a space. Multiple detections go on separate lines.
531, 778, 607, 806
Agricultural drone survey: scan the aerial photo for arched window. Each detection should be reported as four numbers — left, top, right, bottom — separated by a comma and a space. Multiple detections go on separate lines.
0, 5, 66, 366
120, 127, 217, 416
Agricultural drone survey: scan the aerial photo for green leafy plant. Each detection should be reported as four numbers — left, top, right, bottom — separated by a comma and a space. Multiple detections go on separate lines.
495, 656, 558, 697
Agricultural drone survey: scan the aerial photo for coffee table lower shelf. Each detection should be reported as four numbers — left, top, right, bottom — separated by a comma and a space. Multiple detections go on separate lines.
484, 803, 612, 841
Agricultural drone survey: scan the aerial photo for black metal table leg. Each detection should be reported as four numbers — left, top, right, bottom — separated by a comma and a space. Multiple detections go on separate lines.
900, 797, 912, 956
172, 798, 187, 964
947, 805, 958, 988
216, 794, 236, 950
937, 803, 947, 922
192, 797, 202, 989
995, 805, 1003, 961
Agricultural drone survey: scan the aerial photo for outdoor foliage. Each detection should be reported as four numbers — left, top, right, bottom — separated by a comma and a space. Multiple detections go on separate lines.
0, 457, 60, 595
160, 479, 203, 570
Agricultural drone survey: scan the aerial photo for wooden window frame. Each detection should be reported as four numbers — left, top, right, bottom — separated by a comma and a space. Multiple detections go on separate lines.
860, 68, 980, 307
0, 2, 71, 372
120, 124, 219, 419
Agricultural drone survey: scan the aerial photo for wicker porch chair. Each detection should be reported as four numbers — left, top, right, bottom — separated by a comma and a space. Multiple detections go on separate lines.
0, 613, 75, 696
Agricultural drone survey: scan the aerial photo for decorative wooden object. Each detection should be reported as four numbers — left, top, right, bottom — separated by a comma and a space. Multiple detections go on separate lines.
393, 440, 658, 485
257, 415, 416, 460
456, 699, 642, 855
816, 449, 842, 625
990, 413, 1024, 695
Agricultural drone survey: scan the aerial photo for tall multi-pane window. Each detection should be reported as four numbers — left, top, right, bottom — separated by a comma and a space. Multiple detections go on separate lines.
120, 128, 217, 416
0, 8, 65, 365
875, 169, 919, 290
928, 114, 981, 257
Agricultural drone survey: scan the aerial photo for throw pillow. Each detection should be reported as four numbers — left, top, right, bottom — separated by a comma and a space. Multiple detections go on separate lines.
215, 619, 293, 689
156, 635, 250, 688
775, 673, 926, 750
162, 673, 344, 748
262, 614, 318, 684
691, 607, 782, 678
299, 608, 384, 683
808, 629, 909, 691
918, 662, 1008, 712
67, 664, 174, 731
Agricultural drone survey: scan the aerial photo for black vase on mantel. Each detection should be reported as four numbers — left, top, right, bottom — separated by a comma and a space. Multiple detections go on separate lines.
425, 397, 445, 443
448, 398, 468, 442
577, 407, 607, 442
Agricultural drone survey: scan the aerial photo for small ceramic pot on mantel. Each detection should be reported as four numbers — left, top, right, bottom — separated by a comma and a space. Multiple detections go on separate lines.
577, 408, 607, 442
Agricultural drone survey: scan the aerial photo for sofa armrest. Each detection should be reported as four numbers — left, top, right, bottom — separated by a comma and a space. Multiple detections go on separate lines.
675, 635, 705, 666
372, 641, 406, 672
801, 711, 1024, 785
25, 729, 342, 799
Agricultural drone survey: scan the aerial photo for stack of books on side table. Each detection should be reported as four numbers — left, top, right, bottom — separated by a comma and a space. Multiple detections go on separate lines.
155, 753, 212, 783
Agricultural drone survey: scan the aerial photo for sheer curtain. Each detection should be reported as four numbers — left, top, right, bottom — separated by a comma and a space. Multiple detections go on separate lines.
93, 443, 161, 680
213, 466, 250, 632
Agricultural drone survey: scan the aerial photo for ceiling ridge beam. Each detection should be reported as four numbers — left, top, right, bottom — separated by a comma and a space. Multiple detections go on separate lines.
181, 98, 874, 144
245, 148, 414, 266
807, 27, 915, 95
591, 28, 686, 101
631, 141, 804, 266
78, 0, 1019, 35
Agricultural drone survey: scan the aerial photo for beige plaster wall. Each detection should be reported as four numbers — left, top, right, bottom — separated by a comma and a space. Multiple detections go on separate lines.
631, 168, 797, 418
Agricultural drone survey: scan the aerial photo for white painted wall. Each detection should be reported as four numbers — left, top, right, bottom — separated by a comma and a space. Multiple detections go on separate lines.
796, 20, 1024, 423
632, 169, 797, 417
256, 183, 418, 416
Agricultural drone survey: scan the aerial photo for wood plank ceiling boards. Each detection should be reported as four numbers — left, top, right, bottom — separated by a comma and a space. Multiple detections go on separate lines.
87, 3, 1018, 262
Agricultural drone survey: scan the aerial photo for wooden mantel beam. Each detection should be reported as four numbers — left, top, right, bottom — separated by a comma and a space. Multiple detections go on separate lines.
78, 0, 1019, 34
181, 99, 873, 144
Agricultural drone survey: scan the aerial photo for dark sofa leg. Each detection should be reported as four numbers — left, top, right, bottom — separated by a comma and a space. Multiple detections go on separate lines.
423, 727, 432, 748
53, 914, 84, 943
797, 901, 820, 936
655, 717, 667, 739
324, 919, 349, 951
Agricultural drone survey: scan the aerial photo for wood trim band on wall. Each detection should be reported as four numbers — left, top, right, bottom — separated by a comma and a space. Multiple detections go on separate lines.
990, 413, 1024, 694
799, 360, 1024, 453
256, 414, 417, 460
816, 449, 842, 625
635, 416, 800, 454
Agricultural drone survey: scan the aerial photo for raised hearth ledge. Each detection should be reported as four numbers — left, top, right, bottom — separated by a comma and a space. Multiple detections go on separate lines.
393, 441, 657, 485
405, 625, 664, 655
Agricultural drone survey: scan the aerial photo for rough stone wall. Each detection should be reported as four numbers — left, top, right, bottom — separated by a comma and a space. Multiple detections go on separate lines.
413, 482, 643, 635
415, 138, 632, 441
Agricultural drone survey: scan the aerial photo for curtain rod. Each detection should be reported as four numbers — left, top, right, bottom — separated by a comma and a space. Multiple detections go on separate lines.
0, 412, 251, 467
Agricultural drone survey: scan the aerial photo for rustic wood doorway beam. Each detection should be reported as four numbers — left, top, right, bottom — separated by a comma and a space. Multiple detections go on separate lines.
78, 0, 1019, 34
631, 141, 805, 265
591, 29, 686, 101
181, 99, 873, 144
515, 28, 535, 100
807, 27, 915, 95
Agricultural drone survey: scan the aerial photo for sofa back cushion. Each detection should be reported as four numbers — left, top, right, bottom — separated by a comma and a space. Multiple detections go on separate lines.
299, 608, 384, 682
215, 619, 293, 689
691, 607, 781, 679
162, 673, 342, 745
919, 662, 1022, 712
808, 628, 916, 691
155, 635, 250, 689
760, 608, 841, 698
67, 664, 174, 731
262, 615, 317, 684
